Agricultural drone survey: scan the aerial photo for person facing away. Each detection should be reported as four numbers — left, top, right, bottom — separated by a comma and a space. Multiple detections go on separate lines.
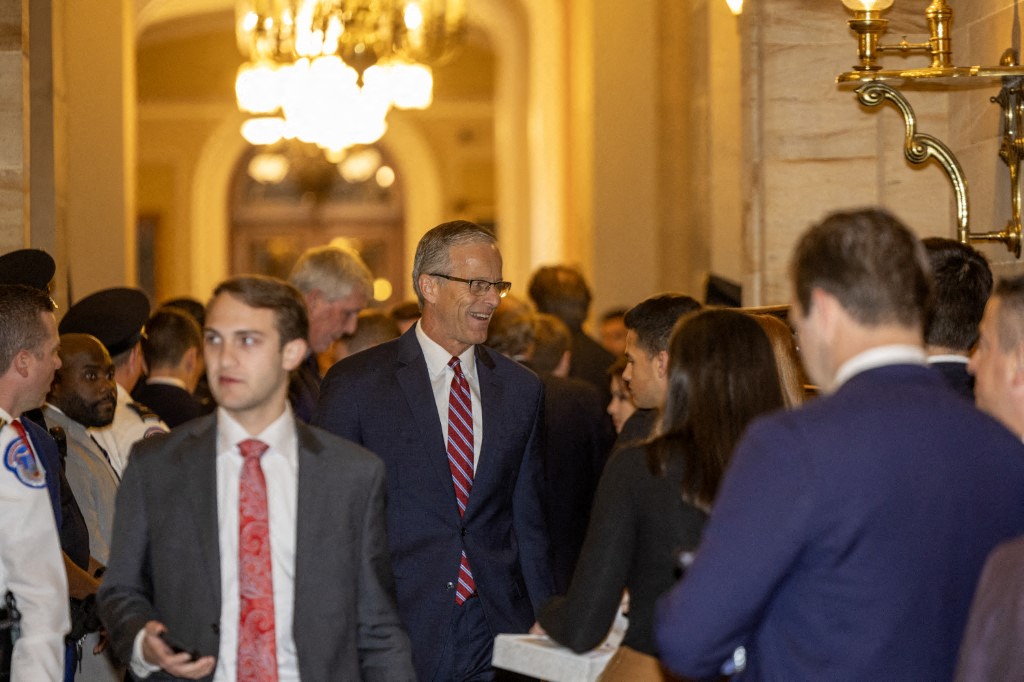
615, 294, 702, 449
527, 264, 615, 402
922, 237, 992, 399
97, 275, 415, 681
287, 244, 373, 423
486, 298, 612, 595
0, 284, 70, 679
133, 307, 206, 428
537, 309, 786, 682
315, 220, 555, 681
654, 208, 1024, 680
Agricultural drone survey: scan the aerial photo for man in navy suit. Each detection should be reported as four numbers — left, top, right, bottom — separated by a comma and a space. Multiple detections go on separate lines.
922, 237, 991, 399
654, 209, 1024, 680
315, 221, 554, 681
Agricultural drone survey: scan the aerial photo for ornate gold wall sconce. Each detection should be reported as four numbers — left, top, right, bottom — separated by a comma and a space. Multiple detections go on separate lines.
837, 0, 1024, 257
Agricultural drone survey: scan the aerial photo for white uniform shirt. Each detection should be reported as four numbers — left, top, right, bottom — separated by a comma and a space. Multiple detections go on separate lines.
91, 383, 168, 476
0, 408, 70, 679
131, 407, 300, 680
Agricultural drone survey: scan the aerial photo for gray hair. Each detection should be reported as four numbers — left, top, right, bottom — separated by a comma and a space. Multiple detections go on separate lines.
411, 221, 497, 306
289, 244, 373, 301
0, 284, 55, 372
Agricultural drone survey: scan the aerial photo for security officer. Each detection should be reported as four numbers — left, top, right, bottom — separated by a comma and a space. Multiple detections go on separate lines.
0, 283, 70, 678
58, 287, 168, 475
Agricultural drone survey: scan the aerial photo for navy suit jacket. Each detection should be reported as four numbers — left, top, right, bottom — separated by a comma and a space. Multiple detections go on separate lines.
655, 364, 1024, 680
314, 329, 555, 679
97, 415, 415, 681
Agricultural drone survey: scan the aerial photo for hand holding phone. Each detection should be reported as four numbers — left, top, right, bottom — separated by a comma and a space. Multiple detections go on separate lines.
158, 630, 200, 662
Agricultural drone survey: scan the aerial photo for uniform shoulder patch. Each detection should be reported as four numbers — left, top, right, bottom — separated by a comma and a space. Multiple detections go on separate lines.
127, 401, 161, 422
4, 438, 45, 489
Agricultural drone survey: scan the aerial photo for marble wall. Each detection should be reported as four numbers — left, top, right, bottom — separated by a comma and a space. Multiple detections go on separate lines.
743, 0, 1024, 305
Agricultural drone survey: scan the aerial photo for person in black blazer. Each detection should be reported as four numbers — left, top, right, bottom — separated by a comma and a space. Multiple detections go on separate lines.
98, 276, 414, 681
316, 221, 554, 681
922, 237, 992, 399
133, 307, 206, 428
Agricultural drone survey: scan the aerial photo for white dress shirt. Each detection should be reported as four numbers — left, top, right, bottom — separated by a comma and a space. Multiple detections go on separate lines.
0, 408, 69, 680
132, 406, 300, 680
416, 322, 484, 467
832, 345, 928, 392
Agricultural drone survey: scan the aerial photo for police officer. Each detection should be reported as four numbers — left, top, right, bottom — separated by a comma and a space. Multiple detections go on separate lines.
0, 283, 70, 678
58, 287, 168, 475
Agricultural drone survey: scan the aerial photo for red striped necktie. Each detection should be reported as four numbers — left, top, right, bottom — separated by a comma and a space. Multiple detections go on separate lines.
237, 438, 277, 681
447, 357, 477, 603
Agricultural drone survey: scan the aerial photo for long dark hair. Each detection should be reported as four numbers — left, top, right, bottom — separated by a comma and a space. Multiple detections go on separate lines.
647, 309, 785, 510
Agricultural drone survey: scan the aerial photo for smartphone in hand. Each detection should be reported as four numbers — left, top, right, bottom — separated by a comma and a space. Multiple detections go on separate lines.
158, 630, 200, 662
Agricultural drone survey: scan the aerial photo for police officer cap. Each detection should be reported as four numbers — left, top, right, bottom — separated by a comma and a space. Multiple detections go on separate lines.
0, 249, 55, 291
59, 287, 151, 357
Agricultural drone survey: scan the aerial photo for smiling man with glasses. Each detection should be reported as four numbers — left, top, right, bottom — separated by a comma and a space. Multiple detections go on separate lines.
315, 220, 554, 681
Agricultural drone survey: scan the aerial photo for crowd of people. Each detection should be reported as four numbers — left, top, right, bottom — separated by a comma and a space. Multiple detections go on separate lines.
0, 208, 1022, 681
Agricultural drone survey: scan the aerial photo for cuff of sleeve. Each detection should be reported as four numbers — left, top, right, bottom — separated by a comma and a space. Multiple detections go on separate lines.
130, 628, 162, 679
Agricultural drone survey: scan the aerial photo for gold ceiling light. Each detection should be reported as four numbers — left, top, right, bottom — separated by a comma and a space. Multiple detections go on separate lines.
235, 0, 466, 152
837, 0, 1024, 257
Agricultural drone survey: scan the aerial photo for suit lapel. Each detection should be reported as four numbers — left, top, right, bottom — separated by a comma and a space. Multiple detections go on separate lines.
293, 423, 323, 626
180, 417, 222, 606
466, 345, 500, 516
396, 333, 453, 492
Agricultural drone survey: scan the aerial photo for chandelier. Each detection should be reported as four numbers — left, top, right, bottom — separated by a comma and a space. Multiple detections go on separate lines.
235, 0, 466, 152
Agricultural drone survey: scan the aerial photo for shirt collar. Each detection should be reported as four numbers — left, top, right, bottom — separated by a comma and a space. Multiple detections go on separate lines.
216, 405, 297, 464
415, 321, 477, 380
832, 344, 927, 391
144, 376, 188, 390
927, 354, 969, 365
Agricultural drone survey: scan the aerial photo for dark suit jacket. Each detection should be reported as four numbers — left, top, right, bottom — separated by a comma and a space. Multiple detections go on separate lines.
956, 535, 1024, 679
537, 375, 614, 593
569, 331, 615, 407
655, 364, 1024, 680
314, 329, 555, 680
929, 359, 974, 400
131, 382, 204, 429
96, 414, 415, 682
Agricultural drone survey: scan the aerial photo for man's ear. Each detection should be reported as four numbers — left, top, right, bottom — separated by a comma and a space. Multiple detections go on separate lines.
281, 337, 308, 372
655, 349, 670, 378
419, 274, 438, 305
1012, 342, 1024, 387
181, 346, 198, 375
809, 288, 841, 340
13, 350, 31, 379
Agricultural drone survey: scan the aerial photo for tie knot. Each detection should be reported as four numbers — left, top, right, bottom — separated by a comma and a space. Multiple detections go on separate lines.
448, 356, 464, 377
238, 438, 269, 460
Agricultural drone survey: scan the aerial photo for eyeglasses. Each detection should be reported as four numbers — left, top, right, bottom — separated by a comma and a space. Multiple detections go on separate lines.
429, 273, 512, 298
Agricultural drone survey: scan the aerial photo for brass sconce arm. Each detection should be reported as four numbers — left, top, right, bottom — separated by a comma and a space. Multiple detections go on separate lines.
838, 1, 1023, 257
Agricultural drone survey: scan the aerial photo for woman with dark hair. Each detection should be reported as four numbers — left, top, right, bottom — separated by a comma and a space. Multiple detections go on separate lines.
535, 309, 786, 681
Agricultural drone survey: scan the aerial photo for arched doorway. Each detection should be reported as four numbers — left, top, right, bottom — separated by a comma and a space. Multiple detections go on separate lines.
229, 143, 406, 306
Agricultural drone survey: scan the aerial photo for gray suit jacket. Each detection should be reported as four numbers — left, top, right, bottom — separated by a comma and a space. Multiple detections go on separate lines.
97, 414, 415, 681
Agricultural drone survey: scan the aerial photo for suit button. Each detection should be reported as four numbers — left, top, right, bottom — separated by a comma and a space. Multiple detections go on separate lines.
461, 527, 468, 537
446, 581, 455, 591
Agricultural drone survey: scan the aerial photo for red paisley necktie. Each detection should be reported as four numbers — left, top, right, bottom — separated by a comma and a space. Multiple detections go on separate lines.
237, 438, 277, 681
447, 357, 477, 603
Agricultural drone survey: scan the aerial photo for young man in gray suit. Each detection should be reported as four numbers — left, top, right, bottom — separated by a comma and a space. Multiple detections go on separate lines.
98, 275, 414, 681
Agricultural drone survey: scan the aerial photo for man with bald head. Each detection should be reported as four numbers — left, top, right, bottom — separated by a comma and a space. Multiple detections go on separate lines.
43, 335, 118, 564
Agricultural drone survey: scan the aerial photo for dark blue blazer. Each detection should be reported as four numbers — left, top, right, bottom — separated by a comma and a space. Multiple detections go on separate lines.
655, 364, 1024, 680
314, 329, 555, 679
24, 416, 61, 527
